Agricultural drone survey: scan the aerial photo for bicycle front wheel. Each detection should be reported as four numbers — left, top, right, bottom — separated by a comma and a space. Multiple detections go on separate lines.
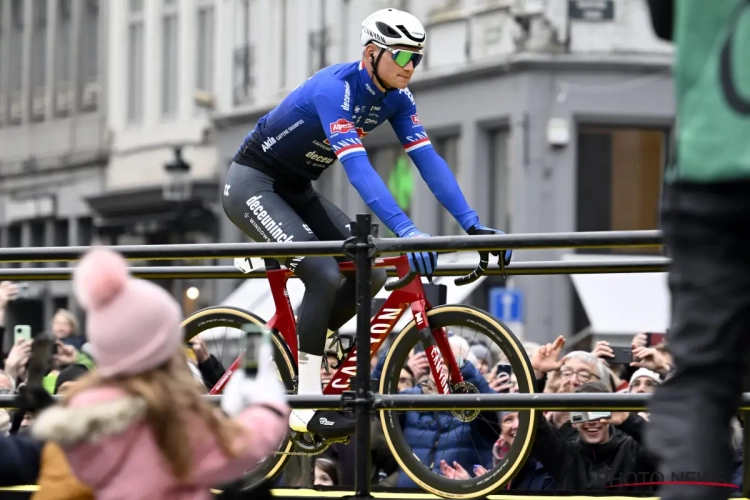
182, 306, 296, 490
379, 304, 537, 499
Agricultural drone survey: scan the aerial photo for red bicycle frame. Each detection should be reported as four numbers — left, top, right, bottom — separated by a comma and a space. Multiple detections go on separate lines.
209, 254, 464, 395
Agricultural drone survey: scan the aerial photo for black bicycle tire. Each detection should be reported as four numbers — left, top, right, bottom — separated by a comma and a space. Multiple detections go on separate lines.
378, 304, 537, 499
181, 306, 297, 490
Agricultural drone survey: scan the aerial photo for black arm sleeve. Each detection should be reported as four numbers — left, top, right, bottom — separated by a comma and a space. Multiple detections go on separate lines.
646, 0, 674, 42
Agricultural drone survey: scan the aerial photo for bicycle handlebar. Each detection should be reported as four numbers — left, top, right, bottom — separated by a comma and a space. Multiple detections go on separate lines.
384, 251, 493, 292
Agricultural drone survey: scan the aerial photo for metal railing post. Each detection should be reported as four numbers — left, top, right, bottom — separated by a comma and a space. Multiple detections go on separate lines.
352, 213, 374, 499
743, 410, 749, 498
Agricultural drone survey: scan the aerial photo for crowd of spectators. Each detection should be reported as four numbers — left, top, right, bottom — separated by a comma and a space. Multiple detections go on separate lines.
0, 274, 744, 497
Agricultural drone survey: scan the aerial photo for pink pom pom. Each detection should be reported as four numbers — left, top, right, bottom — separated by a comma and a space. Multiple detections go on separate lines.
73, 247, 130, 310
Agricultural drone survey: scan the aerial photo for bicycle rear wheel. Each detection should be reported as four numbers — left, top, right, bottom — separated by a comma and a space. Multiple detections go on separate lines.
182, 306, 296, 490
379, 304, 537, 498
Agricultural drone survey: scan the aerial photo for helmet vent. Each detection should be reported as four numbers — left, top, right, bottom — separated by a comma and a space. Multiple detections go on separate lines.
376, 21, 402, 39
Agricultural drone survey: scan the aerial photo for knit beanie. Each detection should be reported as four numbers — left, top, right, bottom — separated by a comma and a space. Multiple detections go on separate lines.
73, 247, 183, 378
629, 367, 662, 387
54, 364, 89, 395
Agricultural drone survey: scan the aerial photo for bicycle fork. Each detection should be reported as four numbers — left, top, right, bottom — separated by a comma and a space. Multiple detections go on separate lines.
412, 303, 465, 394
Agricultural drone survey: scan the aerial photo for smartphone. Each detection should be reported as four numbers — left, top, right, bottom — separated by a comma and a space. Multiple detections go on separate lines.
495, 363, 512, 378
645, 332, 666, 347
17, 282, 29, 299
14, 325, 32, 343
413, 342, 425, 354
570, 411, 612, 424
609, 346, 634, 365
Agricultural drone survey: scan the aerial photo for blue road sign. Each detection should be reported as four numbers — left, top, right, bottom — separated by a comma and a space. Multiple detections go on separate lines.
489, 288, 524, 323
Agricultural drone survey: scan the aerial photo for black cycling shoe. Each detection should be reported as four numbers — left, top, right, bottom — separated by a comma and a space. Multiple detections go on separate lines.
292, 410, 356, 439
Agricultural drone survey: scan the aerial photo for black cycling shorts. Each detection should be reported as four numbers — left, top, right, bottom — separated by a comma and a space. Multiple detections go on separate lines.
222, 160, 353, 268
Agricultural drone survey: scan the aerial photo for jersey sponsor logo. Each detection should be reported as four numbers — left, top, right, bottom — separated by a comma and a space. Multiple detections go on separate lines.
245, 195, 295, 242
261, 136, 277, 152
224, 184, 231, 196
354, 106, 361, 113
411, 114, 420, 125
313, 139, 332, 151
365, 83, 376, 95
322, 127, 368, 147
371, 106, 381, 111
305, 151, 336, 165
275, 119, 304, 141
341, 82, 351, 111
399, 88, 416, 106
330, 118, 355, 135
365, 118, 378, 125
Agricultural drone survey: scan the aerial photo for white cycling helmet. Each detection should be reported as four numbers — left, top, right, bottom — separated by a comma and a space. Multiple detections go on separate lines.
360, 8, 426, 50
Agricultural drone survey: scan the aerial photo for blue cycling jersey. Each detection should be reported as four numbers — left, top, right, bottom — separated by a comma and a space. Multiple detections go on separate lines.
234, 60, 479, 237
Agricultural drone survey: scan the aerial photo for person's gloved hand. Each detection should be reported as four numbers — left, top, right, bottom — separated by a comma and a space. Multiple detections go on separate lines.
400, 228, 438, 278
221, 341, 288, 417
467, 224, 512, 266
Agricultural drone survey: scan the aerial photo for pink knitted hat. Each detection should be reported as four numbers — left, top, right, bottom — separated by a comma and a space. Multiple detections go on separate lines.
73, 247, 183, 378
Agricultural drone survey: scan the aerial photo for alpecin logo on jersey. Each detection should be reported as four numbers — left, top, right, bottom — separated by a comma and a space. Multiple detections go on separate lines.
330, 118, 355, 135
323, 127, 368, 146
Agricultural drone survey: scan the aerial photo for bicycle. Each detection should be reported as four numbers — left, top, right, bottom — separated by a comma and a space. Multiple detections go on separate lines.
182, 251, 537, 498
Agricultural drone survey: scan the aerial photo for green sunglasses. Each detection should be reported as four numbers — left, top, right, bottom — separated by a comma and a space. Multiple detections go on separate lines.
372, 41, 423, 68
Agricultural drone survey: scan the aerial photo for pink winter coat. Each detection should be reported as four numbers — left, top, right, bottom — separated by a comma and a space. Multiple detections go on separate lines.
32, 386, 290, 500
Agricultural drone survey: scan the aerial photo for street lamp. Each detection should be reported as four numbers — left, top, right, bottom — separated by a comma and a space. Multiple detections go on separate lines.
163, 146, 192, 201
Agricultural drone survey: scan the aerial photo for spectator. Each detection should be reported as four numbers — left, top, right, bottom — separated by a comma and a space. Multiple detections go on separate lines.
187, 336, 227, 391
396, 354, 498, 488
314, 457, 341, 486
0, 431, 43, 486
34, 369, 94, 500
51, 309, 85, 351
629, 368, 661, 394
440, 410, 555, 491
468, 343, 493, 375
31, 247, 289, 499
530, 337, 656, 493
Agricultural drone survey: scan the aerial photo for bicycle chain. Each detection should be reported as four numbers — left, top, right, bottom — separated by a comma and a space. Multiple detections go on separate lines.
273, 444, 332, 456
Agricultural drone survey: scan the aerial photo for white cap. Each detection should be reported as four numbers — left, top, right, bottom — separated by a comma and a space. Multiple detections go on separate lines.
361, 8, 426, 50
630, 368, 662, 387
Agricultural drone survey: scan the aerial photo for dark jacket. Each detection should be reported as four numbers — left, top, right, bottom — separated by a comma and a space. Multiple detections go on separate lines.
530, 413, 657, 493
508, 456, 555, 491
395, 362, 498, 488
0, 432, 43, 486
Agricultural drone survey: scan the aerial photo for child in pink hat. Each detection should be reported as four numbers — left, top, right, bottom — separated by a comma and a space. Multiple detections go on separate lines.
32, 247, 289, 499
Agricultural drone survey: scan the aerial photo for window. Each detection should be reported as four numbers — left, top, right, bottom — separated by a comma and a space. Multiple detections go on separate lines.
55, 0, 72, 116
433, 136, 462, 235
576, 126, 668, 253
127, 0, 145, 123
372, 146, 414, 237
196, 2, 214, 93
487, 129, 511, 231
9, 0, 24, 123
161, 0, 179, 117
31, 0, 47, 93
233, 0, 253, 105
80, 0, 99, 111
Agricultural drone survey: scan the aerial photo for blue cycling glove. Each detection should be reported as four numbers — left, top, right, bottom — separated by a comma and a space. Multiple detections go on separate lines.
400, 229, 438, 277
467, 224, 513, 266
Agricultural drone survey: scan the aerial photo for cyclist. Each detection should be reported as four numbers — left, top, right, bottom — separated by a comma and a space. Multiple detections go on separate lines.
223, 8, 512, 439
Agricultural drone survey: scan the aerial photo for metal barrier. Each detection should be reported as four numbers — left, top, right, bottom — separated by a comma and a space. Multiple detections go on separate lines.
0, 257, 671, 280
12, 215, 740, 499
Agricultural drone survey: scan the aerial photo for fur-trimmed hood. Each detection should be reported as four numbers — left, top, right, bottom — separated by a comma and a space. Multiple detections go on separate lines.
33, 395, 147, 446
28, 386, 292, 499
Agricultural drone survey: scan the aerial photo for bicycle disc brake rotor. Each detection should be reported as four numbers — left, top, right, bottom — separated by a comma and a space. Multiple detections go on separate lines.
450, 381, 480, 422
